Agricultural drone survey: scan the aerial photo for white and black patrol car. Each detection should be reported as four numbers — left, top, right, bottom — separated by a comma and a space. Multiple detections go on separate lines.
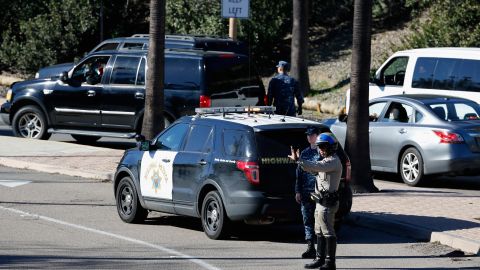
113, 106, 353, 239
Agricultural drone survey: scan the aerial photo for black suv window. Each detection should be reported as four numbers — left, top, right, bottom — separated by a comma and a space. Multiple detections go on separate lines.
93, 42, 119, 52
136, 58, 146, 85
223, 129, 255, 158
205, 56, 262, 96
71, 56, 110, 85
121, 42, 146, 50
184, 124, 213, 152
165, 57, 201, 90
155, 123, 189, 151
110, 56, 142, 85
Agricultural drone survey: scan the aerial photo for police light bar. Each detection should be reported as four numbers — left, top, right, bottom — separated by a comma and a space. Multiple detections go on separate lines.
195, 106, 276, 115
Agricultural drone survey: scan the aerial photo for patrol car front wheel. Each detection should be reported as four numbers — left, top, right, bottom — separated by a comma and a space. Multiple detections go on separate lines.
116, 176, 147, 223
201, 191, 230, 240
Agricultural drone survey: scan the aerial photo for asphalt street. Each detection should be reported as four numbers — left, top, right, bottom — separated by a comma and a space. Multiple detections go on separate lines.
1, 166, 479, 269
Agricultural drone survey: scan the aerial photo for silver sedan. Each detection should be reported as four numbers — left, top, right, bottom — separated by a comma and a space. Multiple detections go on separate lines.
330, 94, 480, 186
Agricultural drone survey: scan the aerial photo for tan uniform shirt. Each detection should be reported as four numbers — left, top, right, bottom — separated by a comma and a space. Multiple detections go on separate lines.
298, 154, 342, 193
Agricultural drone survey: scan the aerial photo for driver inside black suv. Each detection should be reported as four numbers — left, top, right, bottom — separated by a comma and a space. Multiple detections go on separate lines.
72, 56, 110, 85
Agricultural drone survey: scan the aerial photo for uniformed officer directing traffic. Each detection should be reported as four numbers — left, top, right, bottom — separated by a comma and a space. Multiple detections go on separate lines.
295, 126, 321, 259
267, 60, 304, 116
289, 132, 342, 270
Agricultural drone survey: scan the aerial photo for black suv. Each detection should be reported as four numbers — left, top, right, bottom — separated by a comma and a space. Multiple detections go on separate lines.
1, 49, 265, 142
35, 34, 247, 79
114, 107, 353, 239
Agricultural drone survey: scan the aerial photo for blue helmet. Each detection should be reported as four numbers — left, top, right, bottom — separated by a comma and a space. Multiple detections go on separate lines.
315, 133, 338, 152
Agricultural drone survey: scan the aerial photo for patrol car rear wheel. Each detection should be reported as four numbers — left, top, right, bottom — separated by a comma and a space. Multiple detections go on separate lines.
201, 191, 230, 240
116, 176, 147, 223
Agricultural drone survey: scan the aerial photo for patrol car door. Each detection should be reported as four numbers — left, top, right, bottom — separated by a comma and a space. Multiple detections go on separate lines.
139, 123, 189, 213
48, 55, 110, 127
172, 124, 214, 217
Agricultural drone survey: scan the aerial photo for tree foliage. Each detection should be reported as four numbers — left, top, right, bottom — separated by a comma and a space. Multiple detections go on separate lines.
0, 0, 96, 73
405, 0, 480, 48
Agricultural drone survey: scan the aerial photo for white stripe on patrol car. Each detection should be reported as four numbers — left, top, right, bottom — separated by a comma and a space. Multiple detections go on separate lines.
140, 151, 178, 200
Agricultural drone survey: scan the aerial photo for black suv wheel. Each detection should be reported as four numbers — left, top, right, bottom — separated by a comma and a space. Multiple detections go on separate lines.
201, 191, 230, 239
12, 105, 51, 140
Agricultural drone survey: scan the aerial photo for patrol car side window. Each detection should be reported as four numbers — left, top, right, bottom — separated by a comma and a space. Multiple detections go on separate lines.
184, 124, 213, 152
223, 129, 254, 158
155, 123, 189, 151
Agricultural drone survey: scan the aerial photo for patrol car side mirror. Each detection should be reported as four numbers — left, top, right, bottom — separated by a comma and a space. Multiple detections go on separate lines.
135, 134, 150, 151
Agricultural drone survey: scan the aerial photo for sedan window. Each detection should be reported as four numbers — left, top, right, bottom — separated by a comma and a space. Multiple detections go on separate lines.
383, 102, 411, 123
369, 102, 387, 121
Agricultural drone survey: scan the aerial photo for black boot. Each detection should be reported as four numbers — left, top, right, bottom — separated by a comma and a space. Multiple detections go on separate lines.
320, 236, 336, 270
301, 237, 316, 258
304, 235, 325, 269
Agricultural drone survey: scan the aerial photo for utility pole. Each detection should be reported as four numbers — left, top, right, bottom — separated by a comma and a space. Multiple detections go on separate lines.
229, 18, 237, 40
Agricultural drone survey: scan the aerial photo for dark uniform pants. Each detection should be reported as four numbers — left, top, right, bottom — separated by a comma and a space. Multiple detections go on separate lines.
300, 198, 316, 241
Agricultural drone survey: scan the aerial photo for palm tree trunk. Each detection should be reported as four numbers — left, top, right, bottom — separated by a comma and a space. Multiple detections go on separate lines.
346, 0, 378, 193
291, 0, 310, 96
142, 0, 166, 140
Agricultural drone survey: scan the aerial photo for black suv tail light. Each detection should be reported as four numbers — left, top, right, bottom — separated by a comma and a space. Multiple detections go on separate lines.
345, 159, 351, 183
236, 161, 260, 185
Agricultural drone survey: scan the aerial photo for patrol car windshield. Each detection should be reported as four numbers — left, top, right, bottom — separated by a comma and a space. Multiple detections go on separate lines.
205, 57, 262, 96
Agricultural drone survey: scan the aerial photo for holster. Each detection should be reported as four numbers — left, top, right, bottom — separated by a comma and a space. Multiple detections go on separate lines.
311, 191, 339, 207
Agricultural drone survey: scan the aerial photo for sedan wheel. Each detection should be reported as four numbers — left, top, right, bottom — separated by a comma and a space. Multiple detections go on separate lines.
400, 148, 424, 186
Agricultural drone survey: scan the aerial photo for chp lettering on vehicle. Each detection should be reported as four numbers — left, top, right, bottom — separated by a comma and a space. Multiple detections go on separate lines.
261, 157, 297, 165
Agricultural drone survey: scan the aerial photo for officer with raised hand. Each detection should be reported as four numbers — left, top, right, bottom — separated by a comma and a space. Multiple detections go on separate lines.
267, 60, 304, 116
295, 126, 321, 259
289, 133, 342, 270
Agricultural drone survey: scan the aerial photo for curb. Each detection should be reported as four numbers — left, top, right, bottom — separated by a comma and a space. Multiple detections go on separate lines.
346, 213, 480, 255
0, 157, 113, 182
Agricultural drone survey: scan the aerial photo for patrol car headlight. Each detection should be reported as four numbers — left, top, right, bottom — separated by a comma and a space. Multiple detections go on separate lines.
6, 89, 12, 102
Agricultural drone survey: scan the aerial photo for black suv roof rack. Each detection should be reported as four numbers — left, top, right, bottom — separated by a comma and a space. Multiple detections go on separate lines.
195, 106, 275, 118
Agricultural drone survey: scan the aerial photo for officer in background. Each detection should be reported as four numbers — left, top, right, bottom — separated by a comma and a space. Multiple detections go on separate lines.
289, 133, 342, 270
295, 126, 321, 259
267, 60, 304, 116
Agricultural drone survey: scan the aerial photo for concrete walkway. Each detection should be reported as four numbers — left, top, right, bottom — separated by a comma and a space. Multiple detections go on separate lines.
0, 135, 479, 255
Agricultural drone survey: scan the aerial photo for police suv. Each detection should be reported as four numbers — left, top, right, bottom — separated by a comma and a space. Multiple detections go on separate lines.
114, 106, 353, 239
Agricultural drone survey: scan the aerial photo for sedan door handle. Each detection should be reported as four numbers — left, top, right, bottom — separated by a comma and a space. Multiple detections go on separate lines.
399, 128, 407, 134
162, 159, 171, 163
87, 90, 96, 97
198, 160, 207, 165
135, 92, 145, 99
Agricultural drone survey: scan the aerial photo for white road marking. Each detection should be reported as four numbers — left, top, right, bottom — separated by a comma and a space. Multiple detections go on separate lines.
0, 180, 31, 187
0, 205, 221, 270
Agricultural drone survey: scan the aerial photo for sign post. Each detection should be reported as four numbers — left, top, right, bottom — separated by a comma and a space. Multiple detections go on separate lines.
222, 0, 250, 40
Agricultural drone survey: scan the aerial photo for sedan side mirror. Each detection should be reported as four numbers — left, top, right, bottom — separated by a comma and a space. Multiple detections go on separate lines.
338, 114, 348, 122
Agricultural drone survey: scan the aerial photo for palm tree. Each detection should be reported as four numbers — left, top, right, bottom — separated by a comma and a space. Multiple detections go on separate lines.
291, 0, 310, 97
142, 0, 166, 140
345, 0, 378, 193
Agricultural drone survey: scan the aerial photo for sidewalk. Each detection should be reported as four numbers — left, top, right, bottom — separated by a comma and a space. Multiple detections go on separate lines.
0, 135, 479, 255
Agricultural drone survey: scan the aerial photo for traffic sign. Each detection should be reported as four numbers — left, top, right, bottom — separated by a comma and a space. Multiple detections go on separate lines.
222, 0, 249, 19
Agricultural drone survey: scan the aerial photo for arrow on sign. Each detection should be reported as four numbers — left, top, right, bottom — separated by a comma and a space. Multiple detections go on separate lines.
0, 180, 32, 188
